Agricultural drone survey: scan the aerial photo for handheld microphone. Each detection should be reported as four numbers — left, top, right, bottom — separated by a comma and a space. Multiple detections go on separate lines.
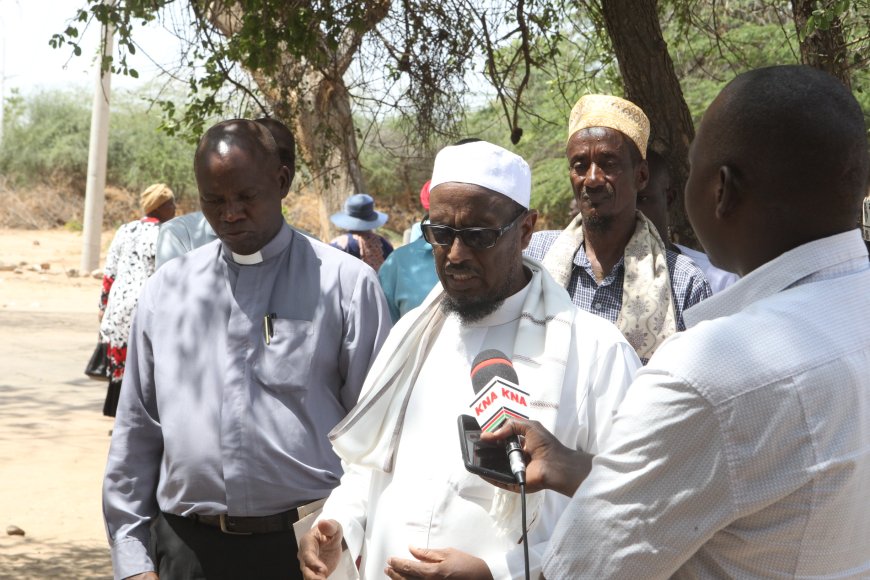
469, 349, 528, 485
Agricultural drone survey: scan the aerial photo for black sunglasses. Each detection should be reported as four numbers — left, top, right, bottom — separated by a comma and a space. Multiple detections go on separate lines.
421, 211, 526, 250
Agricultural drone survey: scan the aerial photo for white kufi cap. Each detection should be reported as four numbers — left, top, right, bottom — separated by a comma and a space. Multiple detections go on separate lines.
429, 141, 531, 208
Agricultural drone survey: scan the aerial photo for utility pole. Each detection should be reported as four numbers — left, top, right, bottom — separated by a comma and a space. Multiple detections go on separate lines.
80, 3, 114, 273
0, 10, 6, 147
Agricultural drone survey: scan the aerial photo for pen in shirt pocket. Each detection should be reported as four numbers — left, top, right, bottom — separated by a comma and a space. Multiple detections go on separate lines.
263, 313, 276, 345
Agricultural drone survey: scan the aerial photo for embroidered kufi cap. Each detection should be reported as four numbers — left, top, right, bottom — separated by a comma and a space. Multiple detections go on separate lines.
140, 183, 175, 214
567, 94, 650, 159
429, 141, 531, 208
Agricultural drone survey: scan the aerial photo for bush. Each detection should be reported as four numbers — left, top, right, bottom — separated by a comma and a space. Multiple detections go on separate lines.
107, 95, 197, 199
0, 89, 92, 192
0, 88, 197, 201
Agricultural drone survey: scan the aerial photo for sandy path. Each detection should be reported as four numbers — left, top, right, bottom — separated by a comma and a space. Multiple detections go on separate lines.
0, 229, 114, 578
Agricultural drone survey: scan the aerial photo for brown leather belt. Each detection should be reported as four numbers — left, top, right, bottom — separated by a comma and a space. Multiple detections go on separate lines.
187, 509, 301, 535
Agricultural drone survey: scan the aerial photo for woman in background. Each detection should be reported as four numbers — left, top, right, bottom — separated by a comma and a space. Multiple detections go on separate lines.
99, 183, 176, 417
329, 193, 393, 272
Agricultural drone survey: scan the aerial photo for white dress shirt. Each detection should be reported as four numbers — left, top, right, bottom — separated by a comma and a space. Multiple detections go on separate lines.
543, 229, 870, 579
675, 243, 739, 294
320, 281, 640, 579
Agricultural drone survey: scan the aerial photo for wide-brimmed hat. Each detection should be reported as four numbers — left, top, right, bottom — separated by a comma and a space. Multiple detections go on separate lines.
330, 194, 389, 231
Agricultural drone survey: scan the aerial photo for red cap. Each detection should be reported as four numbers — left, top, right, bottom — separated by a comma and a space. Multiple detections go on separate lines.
419, 180, 431, 210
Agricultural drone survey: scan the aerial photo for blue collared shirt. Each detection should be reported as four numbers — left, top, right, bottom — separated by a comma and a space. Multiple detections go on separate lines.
154, 211, 218, 268
524, 230, 711, 331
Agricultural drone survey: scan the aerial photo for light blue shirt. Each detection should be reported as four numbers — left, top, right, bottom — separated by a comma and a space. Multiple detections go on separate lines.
103, 224, 392, 579
155, 211, 217, 268
377, 236, 439, 322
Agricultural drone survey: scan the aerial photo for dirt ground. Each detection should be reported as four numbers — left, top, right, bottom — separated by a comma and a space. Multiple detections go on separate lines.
0, 228, 115, 578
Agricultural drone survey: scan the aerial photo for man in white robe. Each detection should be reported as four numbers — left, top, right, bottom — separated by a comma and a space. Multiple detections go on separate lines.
299, 141, 641, 579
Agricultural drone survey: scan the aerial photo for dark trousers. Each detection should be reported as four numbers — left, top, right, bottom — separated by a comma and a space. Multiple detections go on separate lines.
103, 378, 122, 417
151, 513, 304, 580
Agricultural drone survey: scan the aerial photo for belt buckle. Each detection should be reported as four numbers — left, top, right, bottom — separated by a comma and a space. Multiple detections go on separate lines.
219, 514, 252, 535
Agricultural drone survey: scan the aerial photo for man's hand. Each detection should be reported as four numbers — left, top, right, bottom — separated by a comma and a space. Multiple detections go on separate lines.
480, 419, 592, 496
123, 573, 158, 580
385, 546, 493, 579
299, 519, 344, 580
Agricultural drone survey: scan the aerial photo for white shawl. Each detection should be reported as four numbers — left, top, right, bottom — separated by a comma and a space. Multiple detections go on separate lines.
329, 257, 576, 537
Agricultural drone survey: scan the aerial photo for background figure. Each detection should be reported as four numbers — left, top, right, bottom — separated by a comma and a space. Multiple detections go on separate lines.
154, 116, 297, 268
567, 197, 580, 224
329, 193, 393, 271
525, 94, 710, 363
636, 150, 738, 293
98, 183, 176, 417
378, 181, 439, 322
863, 193, 870, 255
401, 180, 430, 244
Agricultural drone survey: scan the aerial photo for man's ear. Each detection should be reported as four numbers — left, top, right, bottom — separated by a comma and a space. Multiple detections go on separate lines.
520, 210, 539, 249
635, 159, 650, 192
278, 165, 292, 199
716, 165, 741, 219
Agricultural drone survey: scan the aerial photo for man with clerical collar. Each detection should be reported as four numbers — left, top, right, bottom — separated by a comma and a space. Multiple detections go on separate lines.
299, 141, 641, 579
154, 116, 298, 268
102, 119, 391, 580
525, 95, 711, 363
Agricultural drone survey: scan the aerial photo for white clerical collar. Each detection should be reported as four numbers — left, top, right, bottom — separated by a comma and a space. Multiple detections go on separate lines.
222, 224, 293, 266
231, 251, 264, 265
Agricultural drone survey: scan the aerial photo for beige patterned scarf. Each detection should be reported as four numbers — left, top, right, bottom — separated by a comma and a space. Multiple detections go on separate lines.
329, 258, 576, 538
541, 211, 676, 361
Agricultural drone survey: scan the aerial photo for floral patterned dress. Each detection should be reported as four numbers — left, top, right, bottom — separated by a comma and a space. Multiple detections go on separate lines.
98, 217, 160, 416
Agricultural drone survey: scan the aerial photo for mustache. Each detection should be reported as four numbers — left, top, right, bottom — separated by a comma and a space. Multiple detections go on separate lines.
444, 263, 481, 276
580, 183, 615, 197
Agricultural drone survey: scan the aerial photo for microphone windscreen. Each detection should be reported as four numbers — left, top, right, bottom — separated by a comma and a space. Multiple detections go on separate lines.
470, 349, 518, 394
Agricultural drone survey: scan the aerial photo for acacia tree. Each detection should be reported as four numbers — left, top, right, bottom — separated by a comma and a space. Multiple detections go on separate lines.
56, 0, 430, 239
56, 0, 496, 238
201, 1, 390, 239
57, 0, 868, 241
791, 0, 854, 88
598, 0, 699, 246
577, 0, 868, 245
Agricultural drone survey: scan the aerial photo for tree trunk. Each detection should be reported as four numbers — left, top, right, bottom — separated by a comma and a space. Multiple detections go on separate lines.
599, 0, 699, 248
207, 2, 384, 241
253, 69, 364, 242
790, 0, 852, 89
